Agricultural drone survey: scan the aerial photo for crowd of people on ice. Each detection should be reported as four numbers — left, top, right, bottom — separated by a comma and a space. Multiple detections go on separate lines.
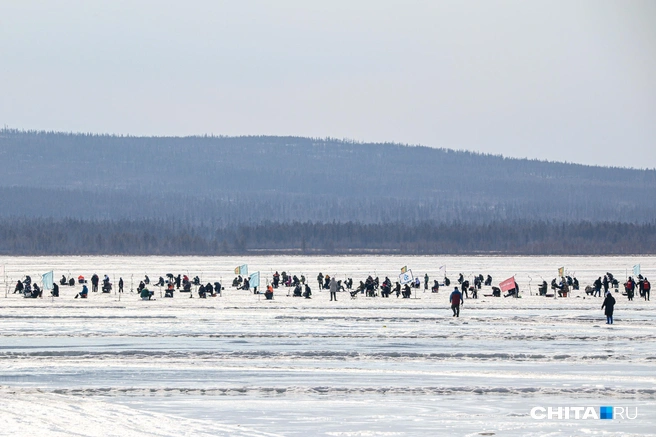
8, 268, 651, 322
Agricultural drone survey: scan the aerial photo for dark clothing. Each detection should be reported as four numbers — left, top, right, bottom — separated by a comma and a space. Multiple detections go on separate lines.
91, 274, 99, 292
602, 293, 616, 324
450, 288, 463, 317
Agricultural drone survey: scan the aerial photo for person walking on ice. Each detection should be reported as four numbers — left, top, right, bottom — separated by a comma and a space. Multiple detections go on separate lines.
450, 286, 463, 317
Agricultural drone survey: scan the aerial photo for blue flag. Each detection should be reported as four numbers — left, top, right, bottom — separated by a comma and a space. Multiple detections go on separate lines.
633, 264, 641, 276
42, 271, 54, 291
241, 264, 249, 276
249, 271, 260, 290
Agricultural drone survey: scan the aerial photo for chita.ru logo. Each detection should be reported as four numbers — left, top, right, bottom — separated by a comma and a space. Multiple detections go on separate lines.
530, 406, 638, 420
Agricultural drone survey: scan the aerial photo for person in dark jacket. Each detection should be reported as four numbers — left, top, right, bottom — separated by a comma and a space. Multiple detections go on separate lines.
14, 280, 24, 294
643, 277, 651, 301
602, 292, 616, 324
75, 284, 89, 299
91, 274, 99, 292
118, 277, 124, 293
450, 287, 463, 317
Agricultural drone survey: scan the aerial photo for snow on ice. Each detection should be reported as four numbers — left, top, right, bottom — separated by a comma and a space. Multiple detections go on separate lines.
0, 255, 655, 436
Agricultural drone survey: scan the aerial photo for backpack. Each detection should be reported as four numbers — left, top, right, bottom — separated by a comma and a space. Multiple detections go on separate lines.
644, 280, 651, 292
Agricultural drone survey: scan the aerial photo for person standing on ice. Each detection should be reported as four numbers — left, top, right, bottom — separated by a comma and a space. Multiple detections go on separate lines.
91, 273, 99, 292
450, 286, 463, 317
329, 276, 338, 301
593, 277, 602, 297
602, 291, 616, 324
642, 277, 650, 301
317, 273, 324, 291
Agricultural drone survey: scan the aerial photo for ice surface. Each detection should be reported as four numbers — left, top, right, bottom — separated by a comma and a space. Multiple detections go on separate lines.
0, 255, 654, 436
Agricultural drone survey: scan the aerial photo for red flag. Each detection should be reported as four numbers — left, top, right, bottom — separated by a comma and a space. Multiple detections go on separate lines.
499, 276, 516, 292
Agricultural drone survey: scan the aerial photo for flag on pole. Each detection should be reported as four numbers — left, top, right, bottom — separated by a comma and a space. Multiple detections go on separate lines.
499, 276, 516, 292
399, 269, 413, 285
401, 266, 407, 274
249, 271, 260, 290
633, 264, 641, 276
234, 264, 248, 275
42, 271, 54, 291
558, 267, 564, 278
438, 265, 446, 277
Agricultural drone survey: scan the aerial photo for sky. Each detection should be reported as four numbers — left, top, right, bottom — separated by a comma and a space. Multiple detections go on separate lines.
1, 0, 654, 168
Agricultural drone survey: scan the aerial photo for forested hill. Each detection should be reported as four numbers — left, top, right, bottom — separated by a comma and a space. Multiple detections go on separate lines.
1, 129, 655, 224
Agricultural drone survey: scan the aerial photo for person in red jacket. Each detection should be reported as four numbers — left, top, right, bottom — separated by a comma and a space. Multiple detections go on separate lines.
450, 287, 463, 317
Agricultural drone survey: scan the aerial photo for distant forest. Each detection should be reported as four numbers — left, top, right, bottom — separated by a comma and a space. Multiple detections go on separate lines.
0, 218, 654, 256
1, 129, 655, 255
1, 129, 655, 225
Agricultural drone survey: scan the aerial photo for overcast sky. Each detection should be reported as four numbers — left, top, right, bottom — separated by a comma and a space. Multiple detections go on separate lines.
1, 0, 654, 168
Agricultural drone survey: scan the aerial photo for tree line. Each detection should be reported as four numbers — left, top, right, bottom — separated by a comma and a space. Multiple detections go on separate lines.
2, 129, 655, 224
0, 218, 654, 256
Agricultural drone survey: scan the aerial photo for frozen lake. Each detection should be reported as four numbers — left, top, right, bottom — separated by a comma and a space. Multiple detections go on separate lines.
0, 255, 655, 436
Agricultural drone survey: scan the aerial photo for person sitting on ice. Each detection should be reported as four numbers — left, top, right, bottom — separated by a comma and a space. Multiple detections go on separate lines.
75, 284, 89, 299
491, 286, 501, 297
140, 287, 154, 300
402, 284, 411, 298
264, 284, 274, 300
431, 280, 440, 293
213, 282, 222, 296
13, 280, 24, 294
156, 276, 165, 287
303, 284, 312, 299
60, 275, 67, 286
293, 283, 302, 297
241, 277, 250, 291
102, 277, 112, 293
30, 283, 42, 298
51, 283, 59, 297
22, 283, 32, 298
165, 282, 174, 298
198, 284, 207, 298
